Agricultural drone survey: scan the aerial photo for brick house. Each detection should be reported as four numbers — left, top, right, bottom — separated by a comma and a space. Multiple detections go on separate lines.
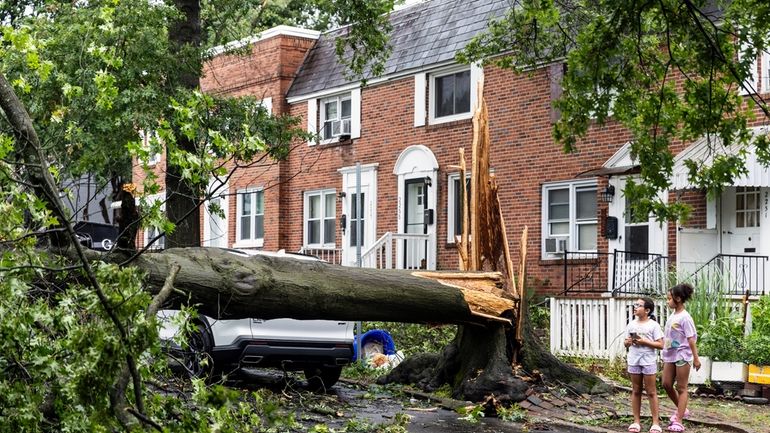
134, 0, 770, 300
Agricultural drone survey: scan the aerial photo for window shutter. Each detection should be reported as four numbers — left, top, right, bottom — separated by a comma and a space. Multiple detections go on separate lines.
414, 73, 426, 127
470, 63, 483, 112
762, 51, 770, 94
706, 196, 716, 229
351, 88, 361, 138
549, 63, 566, 124
307, 98, 317, 145
261, 97, 273, 115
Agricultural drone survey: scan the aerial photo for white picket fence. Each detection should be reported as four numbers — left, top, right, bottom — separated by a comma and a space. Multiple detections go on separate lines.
549, 296, 753, 359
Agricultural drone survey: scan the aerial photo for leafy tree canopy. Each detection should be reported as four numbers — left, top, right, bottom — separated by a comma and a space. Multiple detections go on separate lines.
459, 0, 770, 222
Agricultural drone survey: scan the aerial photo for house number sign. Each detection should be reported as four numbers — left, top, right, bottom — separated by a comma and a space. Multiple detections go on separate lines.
765, 190, 769, 219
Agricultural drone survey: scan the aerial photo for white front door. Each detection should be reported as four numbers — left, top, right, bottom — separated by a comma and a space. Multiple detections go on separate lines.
401, 177, 429, 269
394, 145, 438, 270
719, 187, 766, 294
340, 164, 378, 267
722, 187, 763, 255
203, 180, 229, 248
607, 176, 668, 292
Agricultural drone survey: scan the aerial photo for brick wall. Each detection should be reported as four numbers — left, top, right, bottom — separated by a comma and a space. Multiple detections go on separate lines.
270, 65, 643, 295
133, 28, 767, 297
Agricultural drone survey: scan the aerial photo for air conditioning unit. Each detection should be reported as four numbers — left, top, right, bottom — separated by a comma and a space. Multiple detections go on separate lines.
545, 237, 568, 254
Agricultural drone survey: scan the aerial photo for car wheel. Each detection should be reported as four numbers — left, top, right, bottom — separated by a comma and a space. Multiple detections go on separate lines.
304, 366, 342, 392
183, 322, 214, 379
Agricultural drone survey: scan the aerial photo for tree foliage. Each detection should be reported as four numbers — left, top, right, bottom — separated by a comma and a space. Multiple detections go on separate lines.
0, 0, 351, 430
460, 0, 770, 221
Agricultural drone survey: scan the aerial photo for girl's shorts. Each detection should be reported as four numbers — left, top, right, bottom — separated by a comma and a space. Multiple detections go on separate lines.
628, 364, 658, 375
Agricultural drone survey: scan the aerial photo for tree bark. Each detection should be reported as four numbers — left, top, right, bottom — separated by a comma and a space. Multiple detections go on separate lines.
134, 247, 515, 325
128, 247, 608, 402
165, 0, 203, 249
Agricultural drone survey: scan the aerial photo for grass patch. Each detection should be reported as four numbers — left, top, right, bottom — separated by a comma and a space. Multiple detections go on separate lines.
362, 322, 456, 356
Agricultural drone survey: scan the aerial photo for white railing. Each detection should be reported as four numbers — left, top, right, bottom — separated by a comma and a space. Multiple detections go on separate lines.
298, 247, 343, 265
361, 232, 430, 270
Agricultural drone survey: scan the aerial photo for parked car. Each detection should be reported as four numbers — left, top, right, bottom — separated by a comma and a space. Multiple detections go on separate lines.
74, 221, 118, 251
158, 248, 355, 390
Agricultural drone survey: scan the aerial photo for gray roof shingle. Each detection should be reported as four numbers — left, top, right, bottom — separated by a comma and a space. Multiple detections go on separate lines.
287, 0, 509, 99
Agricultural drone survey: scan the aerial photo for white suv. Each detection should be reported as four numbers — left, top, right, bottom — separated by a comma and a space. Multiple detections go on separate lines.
158, 249, 355, 390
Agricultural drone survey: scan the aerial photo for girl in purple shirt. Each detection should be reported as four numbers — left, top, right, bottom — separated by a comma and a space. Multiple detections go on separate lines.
661, 283, 701, 432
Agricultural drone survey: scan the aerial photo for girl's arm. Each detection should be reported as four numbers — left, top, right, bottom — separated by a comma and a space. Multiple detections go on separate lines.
688, 336, 701, 371
636, 337, 663, 349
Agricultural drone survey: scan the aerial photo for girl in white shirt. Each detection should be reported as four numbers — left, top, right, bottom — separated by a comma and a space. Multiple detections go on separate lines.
624, 297, 664, 433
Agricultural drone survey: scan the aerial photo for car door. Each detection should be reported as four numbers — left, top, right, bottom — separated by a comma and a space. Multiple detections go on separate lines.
251, 318, 354, 343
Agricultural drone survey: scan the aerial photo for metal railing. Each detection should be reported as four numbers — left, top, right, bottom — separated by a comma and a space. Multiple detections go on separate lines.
562, 252, 612, 294
562, 250, 670, 296
685, 253, 768, 296
360, 232, 430, 270
612, 250, 669, 295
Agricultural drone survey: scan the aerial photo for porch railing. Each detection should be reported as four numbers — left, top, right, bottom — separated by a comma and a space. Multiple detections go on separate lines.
612, 250, 669, 295
298, 247, 343, 265
361, 232, 430, 270
562, 250, 670, 295
562, 252, 612, 294
684, 253, 769, 296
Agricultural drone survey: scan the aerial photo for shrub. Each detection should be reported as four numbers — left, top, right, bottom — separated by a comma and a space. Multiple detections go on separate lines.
699, 316, 745, 362
744, 333, 770, 366
744, 295, 770, 365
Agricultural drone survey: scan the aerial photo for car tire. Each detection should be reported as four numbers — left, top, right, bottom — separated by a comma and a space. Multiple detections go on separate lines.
304, 366, 342, 392
183, 322, 215, 380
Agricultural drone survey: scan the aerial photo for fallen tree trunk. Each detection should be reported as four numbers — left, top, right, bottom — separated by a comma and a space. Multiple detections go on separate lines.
132, 247, 515, 325
127, 247, 609, 402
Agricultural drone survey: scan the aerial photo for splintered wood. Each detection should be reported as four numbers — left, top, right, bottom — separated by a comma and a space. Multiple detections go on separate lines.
463, 76, 519, 300
412, 271, 514, 324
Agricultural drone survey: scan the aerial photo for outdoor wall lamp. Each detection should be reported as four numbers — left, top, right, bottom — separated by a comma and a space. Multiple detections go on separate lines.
424, 176, 432, 188
600, 185, 615, 203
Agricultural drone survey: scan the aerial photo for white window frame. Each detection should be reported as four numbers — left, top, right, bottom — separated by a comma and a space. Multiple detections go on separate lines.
303, 189, 337, 248
429, 65, 473, 125
234, 187, 265, 248
319, 93, 352, 141
143, 193, 165, 250
139, 130, 162, 166
736, 186, 761, 228
541, 180, 598, 259
447, 173, 471, 243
